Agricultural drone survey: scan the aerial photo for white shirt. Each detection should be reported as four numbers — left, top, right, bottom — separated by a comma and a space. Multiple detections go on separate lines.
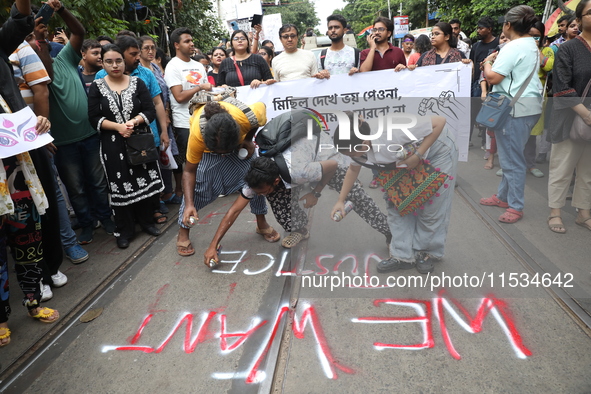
164, 57, 208, 129
272, 49, 318, 82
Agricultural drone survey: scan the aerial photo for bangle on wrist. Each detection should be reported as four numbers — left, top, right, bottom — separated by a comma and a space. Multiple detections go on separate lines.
484, 60, 493, 66
415, 151, 425, 161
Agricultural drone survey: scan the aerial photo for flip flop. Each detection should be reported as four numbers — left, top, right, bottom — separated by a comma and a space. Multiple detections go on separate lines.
499, 208, 523, 224
29, 307, 59, 323
480, 194, 509, 208
176, 239, 195, 256
256, 226, 280, 243
484, 162, 494, 170
0, 327, 11, 347
548, 216, 566, 234
575, 216, 591, 231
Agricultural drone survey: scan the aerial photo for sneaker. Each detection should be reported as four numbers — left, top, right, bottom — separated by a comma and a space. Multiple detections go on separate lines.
101, 218, 116, 235
65, 245, 89, 264
529, 168, 544, 178
41, 283, 53, 302
51, 270, 68, 287
369, 178, 379, 189
415, 252, 435, 274
376, 257, 414, 273
78, 226, 94, 245
496, 169, 503, 177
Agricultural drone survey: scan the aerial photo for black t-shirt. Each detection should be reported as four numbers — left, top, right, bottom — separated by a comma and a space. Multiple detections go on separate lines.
470, 37, 500, 82
218, 54, 273, 87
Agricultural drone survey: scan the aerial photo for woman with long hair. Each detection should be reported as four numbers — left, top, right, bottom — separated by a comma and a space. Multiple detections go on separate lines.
479, 6, 543, 223
218, 30, 275, 88
546, 0, 591, 233
88, 45, 164, 248
207, 47, 227, 86
258, 45, 274, 76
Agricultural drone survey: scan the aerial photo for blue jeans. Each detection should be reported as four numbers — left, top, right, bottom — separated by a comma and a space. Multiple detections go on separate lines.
50, 156, 78, 249
387, 128, 458, 261
494, 114, 540, 212
54, 134, 111, 228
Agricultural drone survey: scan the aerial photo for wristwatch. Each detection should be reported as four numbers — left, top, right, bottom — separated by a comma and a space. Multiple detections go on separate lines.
313, 191, 322, 198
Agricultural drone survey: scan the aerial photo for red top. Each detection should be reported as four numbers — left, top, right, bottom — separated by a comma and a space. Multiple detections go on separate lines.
360, 43, 407, 70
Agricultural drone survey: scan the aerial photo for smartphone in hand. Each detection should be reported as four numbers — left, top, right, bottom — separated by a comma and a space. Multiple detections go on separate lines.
35, 3, 54, 26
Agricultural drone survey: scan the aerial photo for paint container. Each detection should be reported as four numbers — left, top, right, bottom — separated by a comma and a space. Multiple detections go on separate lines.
332, 201, 354, 222
238, 148, 248, 160
209, 244, 222, 268
188, 216, 198, 227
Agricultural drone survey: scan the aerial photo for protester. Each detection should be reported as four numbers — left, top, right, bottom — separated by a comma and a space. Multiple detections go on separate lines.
449, 18, 470, 56
316, 14, 360, 77
272, 24, 319, 81
218, 29, 274, 88
332, 114, 457, 275
546, 0, 591, 234
165, 27, 211, 204
257, 46, 274, 76
207, 46, 227, 86
176, 100, 275, 257
407, 34, 431, 66
1, 0, 61, 346
359, 16, 406, 73
401, 33, 415, 63
408, 22, 471, 67
479, 5, 543, 224
551, 15, 579, 54
79, 39, 102, 93
88, 44, 163, 248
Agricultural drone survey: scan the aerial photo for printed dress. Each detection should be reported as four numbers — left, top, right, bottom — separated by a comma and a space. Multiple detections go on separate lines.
88, 76, 163, 206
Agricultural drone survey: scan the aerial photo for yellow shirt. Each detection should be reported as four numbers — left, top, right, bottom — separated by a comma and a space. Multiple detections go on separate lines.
186, 101, 267, 164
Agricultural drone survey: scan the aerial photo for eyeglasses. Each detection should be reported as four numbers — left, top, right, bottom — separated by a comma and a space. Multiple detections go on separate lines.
103, 58, 124, 66
142, 45, 156, 52
584, 10, 591, 17
259, 52, 268, 56
280, 34, 298, 40
232, 36, 247, 42
373, 27, 387, 32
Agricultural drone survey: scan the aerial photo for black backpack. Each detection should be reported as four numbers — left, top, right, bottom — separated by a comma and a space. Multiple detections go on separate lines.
256, 110, 322, 183
319, 47, 360, 70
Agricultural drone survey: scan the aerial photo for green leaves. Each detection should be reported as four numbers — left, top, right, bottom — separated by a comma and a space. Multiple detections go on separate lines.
263, 0, 320, 38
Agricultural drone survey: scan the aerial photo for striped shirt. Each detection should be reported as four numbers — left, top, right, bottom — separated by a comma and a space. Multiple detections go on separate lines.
9, 41, 51, 110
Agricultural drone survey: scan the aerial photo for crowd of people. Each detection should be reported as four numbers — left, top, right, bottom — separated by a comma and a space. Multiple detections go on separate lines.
0, 0, 590, 349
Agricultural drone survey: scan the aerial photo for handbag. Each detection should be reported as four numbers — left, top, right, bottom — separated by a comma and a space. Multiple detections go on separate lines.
476, 63, 538, 130
125, 125, 159, 166
569, 79, 591, 142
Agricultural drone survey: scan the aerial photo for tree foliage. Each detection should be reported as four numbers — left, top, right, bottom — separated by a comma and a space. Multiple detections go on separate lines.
263, 0, 319, 37
171, 0, 225, 52
334, 0, 547, 43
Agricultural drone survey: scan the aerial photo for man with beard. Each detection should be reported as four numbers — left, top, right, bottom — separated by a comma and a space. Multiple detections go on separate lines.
469, 16, 499, 145
359, 16, 406, 72
550, 15, 571, 52
272, 24, 320, 81
449, 18, 470, 57
79, 39, 102, 93
316, 14, 360, 78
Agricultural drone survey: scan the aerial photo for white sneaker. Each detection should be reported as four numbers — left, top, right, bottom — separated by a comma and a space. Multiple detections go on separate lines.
51, 271, 68, 287
41, 284, 53, 302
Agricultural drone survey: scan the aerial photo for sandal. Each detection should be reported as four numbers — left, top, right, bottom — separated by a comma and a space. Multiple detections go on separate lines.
0, 326, 11, 347
480, 194, 509, 208
176, 239, 195, 256
281, 231, 310, 248
575, 216, 591, 231
499, 208, 523, 224
256, 226, 280, 243
163, 194, 183, 204
29, 307, 59, 323
484, 162, 494, 170
154, 213, 168, 224
548, 216, 566, 234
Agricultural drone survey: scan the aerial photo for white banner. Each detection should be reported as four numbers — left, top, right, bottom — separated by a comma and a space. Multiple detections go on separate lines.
0, 106, 53, 159
236, 63, 472, 161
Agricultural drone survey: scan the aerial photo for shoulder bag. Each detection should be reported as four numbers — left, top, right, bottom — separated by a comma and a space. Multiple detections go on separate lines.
476, 63, 538, 130
569, 79, 591, 142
